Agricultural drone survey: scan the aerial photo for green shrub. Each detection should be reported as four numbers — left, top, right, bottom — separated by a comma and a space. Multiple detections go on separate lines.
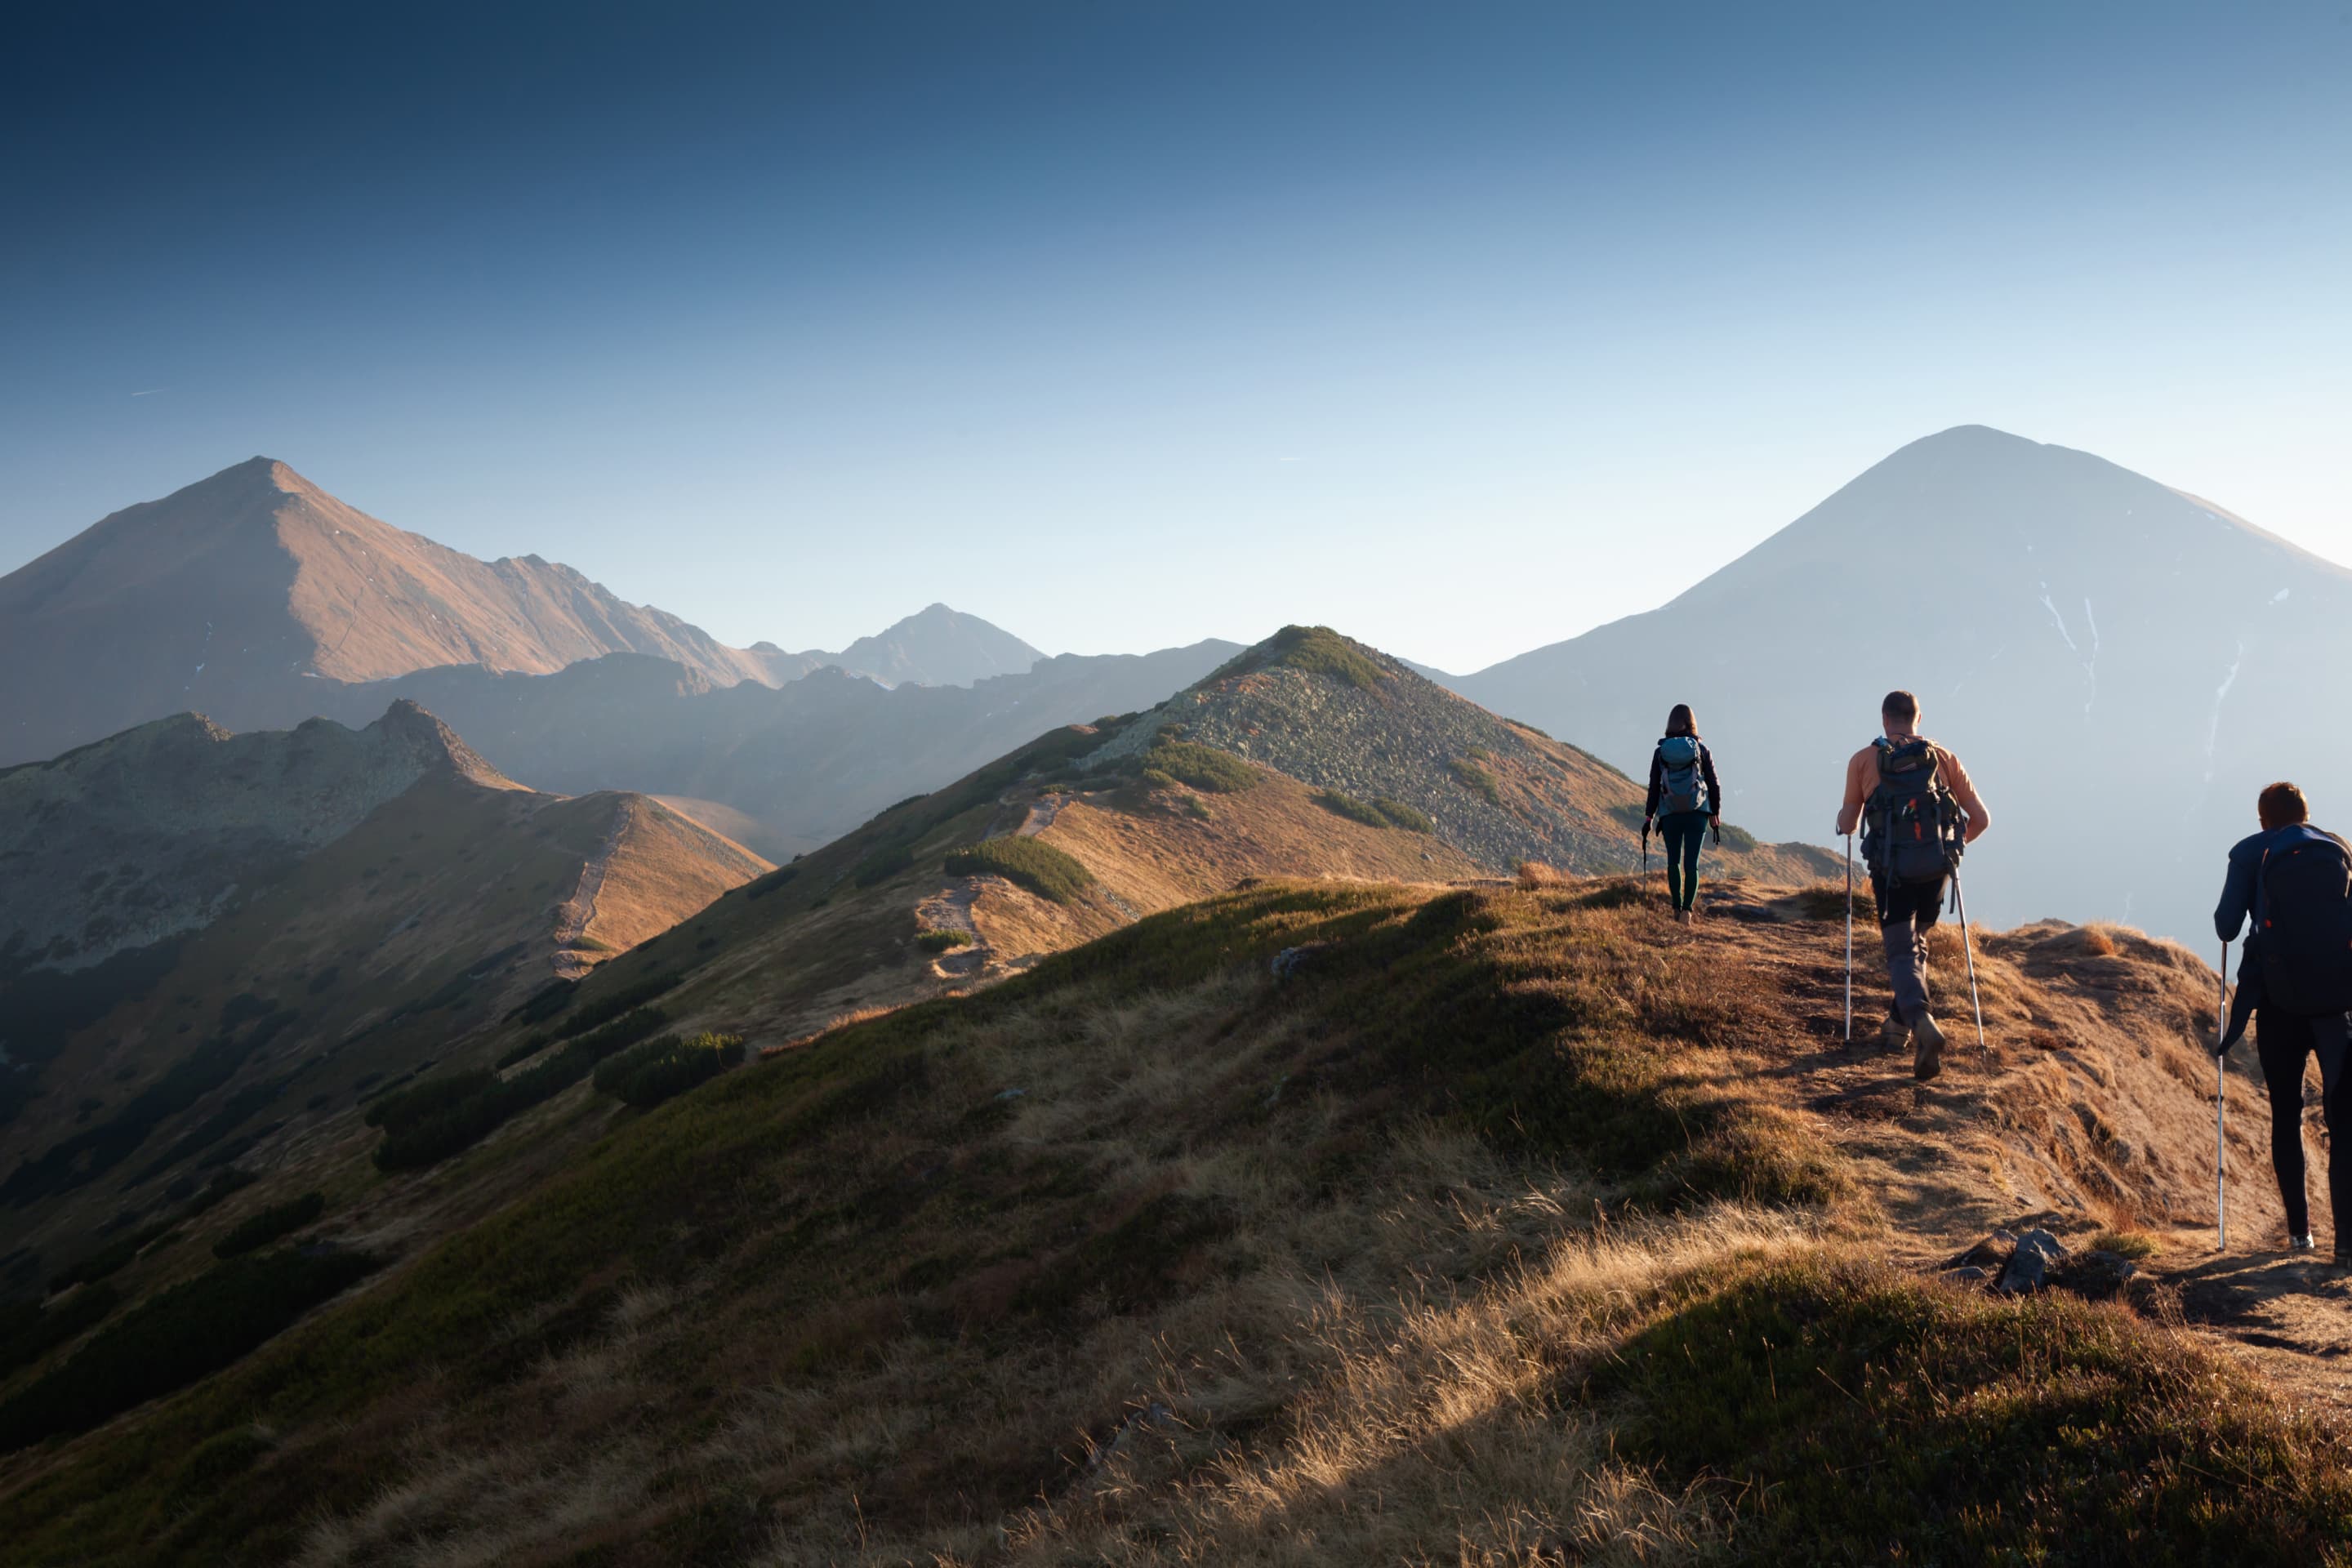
363, 1070, 497, 1130
212, 1193, 325, 1259
1263, 625, 1387, 690
915, 928, 973, 952
1144, 741, 1258, 794
592, 1032, 746, 1110
507, 979, 575, 1025
0, 1247, 380, 1452
1718, 821, 1759, 852
1138, 767, 1180, 791
1183, 795, 1214, 821
180, 1167, 257, 1218
48, 1223, 175, 1294
374, 1009, 672, 1170
543, 973, 682, 1045
944, 838, 1094, 903
1372, 797, 1434, 833
0, 1284, 117, 1379
1313, 791, 1388, 827
1449, 757, 1502, 804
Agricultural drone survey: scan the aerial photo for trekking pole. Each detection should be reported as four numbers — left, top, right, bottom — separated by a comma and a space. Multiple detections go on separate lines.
2216, 939, 2230, 1252
1842, 833, 1854, 1042
1953, 866, 1988, 1071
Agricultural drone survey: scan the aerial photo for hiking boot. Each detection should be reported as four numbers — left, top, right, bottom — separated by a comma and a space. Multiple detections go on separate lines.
2288, 1234, 2318, 1253
1878, 1014, 1910, 1053
1912, 1013, 1947, 1081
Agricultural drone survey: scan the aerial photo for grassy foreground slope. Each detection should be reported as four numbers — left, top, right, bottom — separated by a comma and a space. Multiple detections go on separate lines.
3, 877, 2347, 1565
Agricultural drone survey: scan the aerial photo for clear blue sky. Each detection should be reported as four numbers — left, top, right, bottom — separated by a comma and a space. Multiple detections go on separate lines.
3, 0, 2346, 670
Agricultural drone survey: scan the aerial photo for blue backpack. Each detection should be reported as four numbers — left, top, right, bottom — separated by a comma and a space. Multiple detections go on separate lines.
1658, 736, 1709, 815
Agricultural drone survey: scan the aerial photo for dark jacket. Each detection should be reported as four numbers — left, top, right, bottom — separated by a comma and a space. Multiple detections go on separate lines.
1646, 739, 1721, 822
2213, 822, 2349, 1052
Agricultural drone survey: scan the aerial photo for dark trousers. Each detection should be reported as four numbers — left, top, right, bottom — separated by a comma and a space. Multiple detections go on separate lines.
1659, 810, 1708, 911
2256, 1009, 2352, 1243
1870, 874, 1944, 1024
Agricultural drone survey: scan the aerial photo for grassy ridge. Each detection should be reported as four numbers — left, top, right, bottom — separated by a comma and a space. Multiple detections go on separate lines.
943, 837, 1094, 903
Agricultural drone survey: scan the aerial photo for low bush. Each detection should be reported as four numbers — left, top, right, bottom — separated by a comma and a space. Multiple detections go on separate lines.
592, 1033, 746, 1110
915, 929, 973, 952
180, 1167, 257, 1218
1313, 791, 1388, 827
363, 1069, 497, 1130
212, 1193, 326, 1259
1143, 741, 1258, 794
944, 838, 1094, 904
1449, 757, 1502, 804
0, 1246, 381, 1452
0, 1284, 117, 1379
1372, 797, 1434, 833
375, 1008, 672, 1170
48, 1223, 175, 1294
1263, 625, 1388, 689
544, 973, 681, 1045
1182, 795, 1214, 821
507, 979, 576, 1026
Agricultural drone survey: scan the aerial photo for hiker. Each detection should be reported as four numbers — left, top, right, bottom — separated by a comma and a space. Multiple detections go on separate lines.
1833, 690, 1990, 1080
1643, 703, 1721, 924
2213, 781, 2352, 1259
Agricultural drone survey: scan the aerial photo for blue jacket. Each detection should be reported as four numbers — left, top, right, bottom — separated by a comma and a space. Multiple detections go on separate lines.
2214, 822, 2343, 941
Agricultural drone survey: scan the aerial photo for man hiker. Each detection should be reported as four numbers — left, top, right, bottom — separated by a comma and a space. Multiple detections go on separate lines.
2213, 781, 2352, 1259
1642, 702, 1722, 924
1833, 689, 1991, 1080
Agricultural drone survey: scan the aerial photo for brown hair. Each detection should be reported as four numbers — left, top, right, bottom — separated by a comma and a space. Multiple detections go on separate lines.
2260, 782, 2310, 831
1882, 690, 1918, 723
1664, 703, 1698, 738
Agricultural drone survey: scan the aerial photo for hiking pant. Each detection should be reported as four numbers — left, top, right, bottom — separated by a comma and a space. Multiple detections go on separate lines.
1659, 810, 1708, 911
2256, 1009, 2352, 1243
1870, 874, 1944, 1025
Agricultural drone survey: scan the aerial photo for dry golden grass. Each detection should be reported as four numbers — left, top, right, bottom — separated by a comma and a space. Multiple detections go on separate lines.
1515, 859, 1568, 890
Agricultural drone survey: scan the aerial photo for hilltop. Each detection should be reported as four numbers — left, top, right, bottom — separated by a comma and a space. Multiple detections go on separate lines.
3, 870, 2346, 1562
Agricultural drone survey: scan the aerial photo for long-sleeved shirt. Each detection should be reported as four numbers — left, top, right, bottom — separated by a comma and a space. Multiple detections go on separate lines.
1646, 739, 1721, 820
2214, 822, 2348, 941
1833, 734, 1990, 842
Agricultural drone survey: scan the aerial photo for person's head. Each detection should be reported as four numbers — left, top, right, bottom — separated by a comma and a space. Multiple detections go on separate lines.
1664, 703, 1697, 738
1882, 689, 1919, 736
2259, 782, 2310, 831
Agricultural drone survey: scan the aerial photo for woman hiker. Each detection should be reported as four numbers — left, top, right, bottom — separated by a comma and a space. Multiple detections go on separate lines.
1643, 703, 1722, 924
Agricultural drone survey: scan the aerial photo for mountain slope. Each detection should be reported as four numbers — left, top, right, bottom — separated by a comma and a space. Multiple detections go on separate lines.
6, 873, 2345, 1562
0, 704, 767, 1292
0, 460, 778, 764
1453, 425, 2352, 937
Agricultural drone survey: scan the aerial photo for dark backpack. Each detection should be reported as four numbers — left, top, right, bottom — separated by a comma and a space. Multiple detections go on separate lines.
1658, 736, 1708, 814
2256, 827, 2352, 1014
1860, 737, 1964, 885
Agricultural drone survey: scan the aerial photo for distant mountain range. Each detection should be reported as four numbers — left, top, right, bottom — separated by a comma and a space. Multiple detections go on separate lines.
0, 459, 1049, 766
1446, 425, 2352, 938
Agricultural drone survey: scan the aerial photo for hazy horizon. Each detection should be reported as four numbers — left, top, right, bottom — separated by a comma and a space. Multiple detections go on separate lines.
4, 1, 2347, 671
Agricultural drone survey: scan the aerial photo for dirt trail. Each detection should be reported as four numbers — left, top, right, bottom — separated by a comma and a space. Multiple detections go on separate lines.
1673, 877, 2352, 1418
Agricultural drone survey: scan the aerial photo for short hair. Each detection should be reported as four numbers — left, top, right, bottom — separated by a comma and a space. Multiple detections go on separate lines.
1882, 689, 1918, 723
2259, 782, 2310, 831
1664, 703, 1697, 738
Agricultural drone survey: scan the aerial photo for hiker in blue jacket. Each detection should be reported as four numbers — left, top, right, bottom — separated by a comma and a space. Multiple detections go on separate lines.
2214, 780, 2352, 1259
1643, 704, 1721, 924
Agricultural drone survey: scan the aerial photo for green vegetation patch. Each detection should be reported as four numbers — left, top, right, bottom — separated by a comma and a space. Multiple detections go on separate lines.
1262, 625, 1388, 689
0, 1246, 380, 1453
943, 837, 1094, 903
1371, 797, 1434, 833
47, 1221, 176, 1294
742, 863, 800, 901
1449, 756, 1502, 805
543, 973, 682, 1045
593, 1032, 747, 1110
1313, 790, 1388, 827
852, 842, 915, 887
1142, 740, 1258, 794
915, 928, 973, 952
213, 1193, 326, 1259
1599, 1254, 2352, 1561
374, 1009, 672, 1170
0, 1285, 118, 1381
